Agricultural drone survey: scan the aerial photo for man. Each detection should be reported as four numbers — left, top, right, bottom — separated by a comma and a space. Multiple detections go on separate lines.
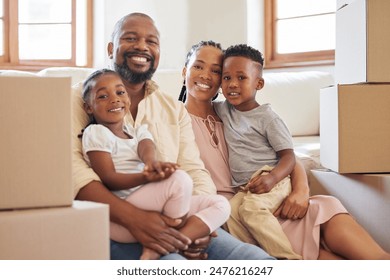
73, 12, 274, 260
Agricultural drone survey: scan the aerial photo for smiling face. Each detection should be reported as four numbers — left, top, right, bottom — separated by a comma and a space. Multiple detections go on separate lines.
221, 56, 264, 111
84, 73, 130, 127
183, 45, 223, 103
108, 14, 160, 84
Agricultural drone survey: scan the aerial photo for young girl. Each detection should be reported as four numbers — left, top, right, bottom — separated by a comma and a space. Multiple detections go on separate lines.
179, 40, 390, 260
80, 69, 230, 260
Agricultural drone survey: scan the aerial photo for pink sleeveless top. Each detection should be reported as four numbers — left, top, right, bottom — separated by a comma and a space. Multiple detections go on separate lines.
190, 114, 235, 199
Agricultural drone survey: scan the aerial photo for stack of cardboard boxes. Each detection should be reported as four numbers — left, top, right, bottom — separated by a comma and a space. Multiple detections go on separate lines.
0, 76, 109, 260
320, 0, 390, 172
312, 0, 390, 251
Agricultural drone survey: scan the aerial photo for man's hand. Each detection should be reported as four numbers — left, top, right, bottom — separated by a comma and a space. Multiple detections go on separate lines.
126, 208, 192, 256
181, 231, 218, 260
76, 181, 190, 257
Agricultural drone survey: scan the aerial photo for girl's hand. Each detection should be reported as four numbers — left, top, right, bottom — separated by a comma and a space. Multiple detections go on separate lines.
143, 161, 179, 182
159, 162, 180, 179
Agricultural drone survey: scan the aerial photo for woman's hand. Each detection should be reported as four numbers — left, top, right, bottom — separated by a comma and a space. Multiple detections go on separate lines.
275, 158, 310, 220
274, 187, 309, 220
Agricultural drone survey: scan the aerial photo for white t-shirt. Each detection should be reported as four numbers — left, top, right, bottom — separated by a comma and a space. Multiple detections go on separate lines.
82, 123, 153, 198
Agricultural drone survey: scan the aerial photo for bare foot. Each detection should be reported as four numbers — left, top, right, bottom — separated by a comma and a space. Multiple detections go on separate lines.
140, 247, 161, 260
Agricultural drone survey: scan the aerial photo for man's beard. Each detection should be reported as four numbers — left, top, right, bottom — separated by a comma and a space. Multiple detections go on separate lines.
114, 53, 156, 84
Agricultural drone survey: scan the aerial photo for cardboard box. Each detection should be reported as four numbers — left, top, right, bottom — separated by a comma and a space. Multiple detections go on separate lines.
0, 76, 73, 209
0, 200, 110, 260
335, 0, 390, 84
320, 84, 390, 173
310, 170, 390, 252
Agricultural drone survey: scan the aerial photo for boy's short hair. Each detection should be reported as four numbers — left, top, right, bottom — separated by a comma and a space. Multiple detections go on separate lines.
224, 44, 264, 67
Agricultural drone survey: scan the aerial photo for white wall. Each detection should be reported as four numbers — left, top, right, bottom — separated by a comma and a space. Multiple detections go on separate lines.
93, 0, 188, 69
92, 0, 334, 75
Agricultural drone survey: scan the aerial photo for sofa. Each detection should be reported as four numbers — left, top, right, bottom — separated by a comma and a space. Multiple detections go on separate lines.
3, 67, 390, 252
0, 67, 333, 176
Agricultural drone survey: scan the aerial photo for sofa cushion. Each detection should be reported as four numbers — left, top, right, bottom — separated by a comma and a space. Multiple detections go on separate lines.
293, 135, 322, 173
0, 70, 38, 77
37, 67, 95, 86
0, 67, 95, 87
259, 71, 334, 137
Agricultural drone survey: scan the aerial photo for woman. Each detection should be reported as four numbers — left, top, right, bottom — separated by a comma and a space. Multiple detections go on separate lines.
179, 40, 390, 260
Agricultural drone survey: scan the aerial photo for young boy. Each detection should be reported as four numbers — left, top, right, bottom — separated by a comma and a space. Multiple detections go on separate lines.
213, 44, 301, 259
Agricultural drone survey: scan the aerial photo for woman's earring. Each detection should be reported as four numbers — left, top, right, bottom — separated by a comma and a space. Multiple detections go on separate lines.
178, 80, 187, 102
212, 88, 221, 101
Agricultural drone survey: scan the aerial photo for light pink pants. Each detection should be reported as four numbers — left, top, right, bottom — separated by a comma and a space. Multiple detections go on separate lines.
110, 170, 230, 243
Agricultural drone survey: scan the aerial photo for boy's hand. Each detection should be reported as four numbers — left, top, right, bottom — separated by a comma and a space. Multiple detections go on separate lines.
245, 173, 276, 194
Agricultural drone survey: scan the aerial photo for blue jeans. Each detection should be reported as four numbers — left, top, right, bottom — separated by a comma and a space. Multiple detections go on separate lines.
110, 228, 275, 260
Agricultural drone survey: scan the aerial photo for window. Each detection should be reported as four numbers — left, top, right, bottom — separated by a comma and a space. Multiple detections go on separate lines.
264, 0, 336, 69
0, 0, 92, 70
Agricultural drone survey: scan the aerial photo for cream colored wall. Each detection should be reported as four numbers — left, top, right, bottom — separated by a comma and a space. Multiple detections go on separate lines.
93, 0, 188, 69
92, 0, 334, 75
93, 0, 253, 70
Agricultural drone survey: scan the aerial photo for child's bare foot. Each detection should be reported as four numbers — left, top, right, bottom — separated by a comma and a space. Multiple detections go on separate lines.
140, 247, 161, 260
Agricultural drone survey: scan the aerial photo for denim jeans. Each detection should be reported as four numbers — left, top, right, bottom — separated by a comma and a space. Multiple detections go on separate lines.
110, 228, 275, 260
